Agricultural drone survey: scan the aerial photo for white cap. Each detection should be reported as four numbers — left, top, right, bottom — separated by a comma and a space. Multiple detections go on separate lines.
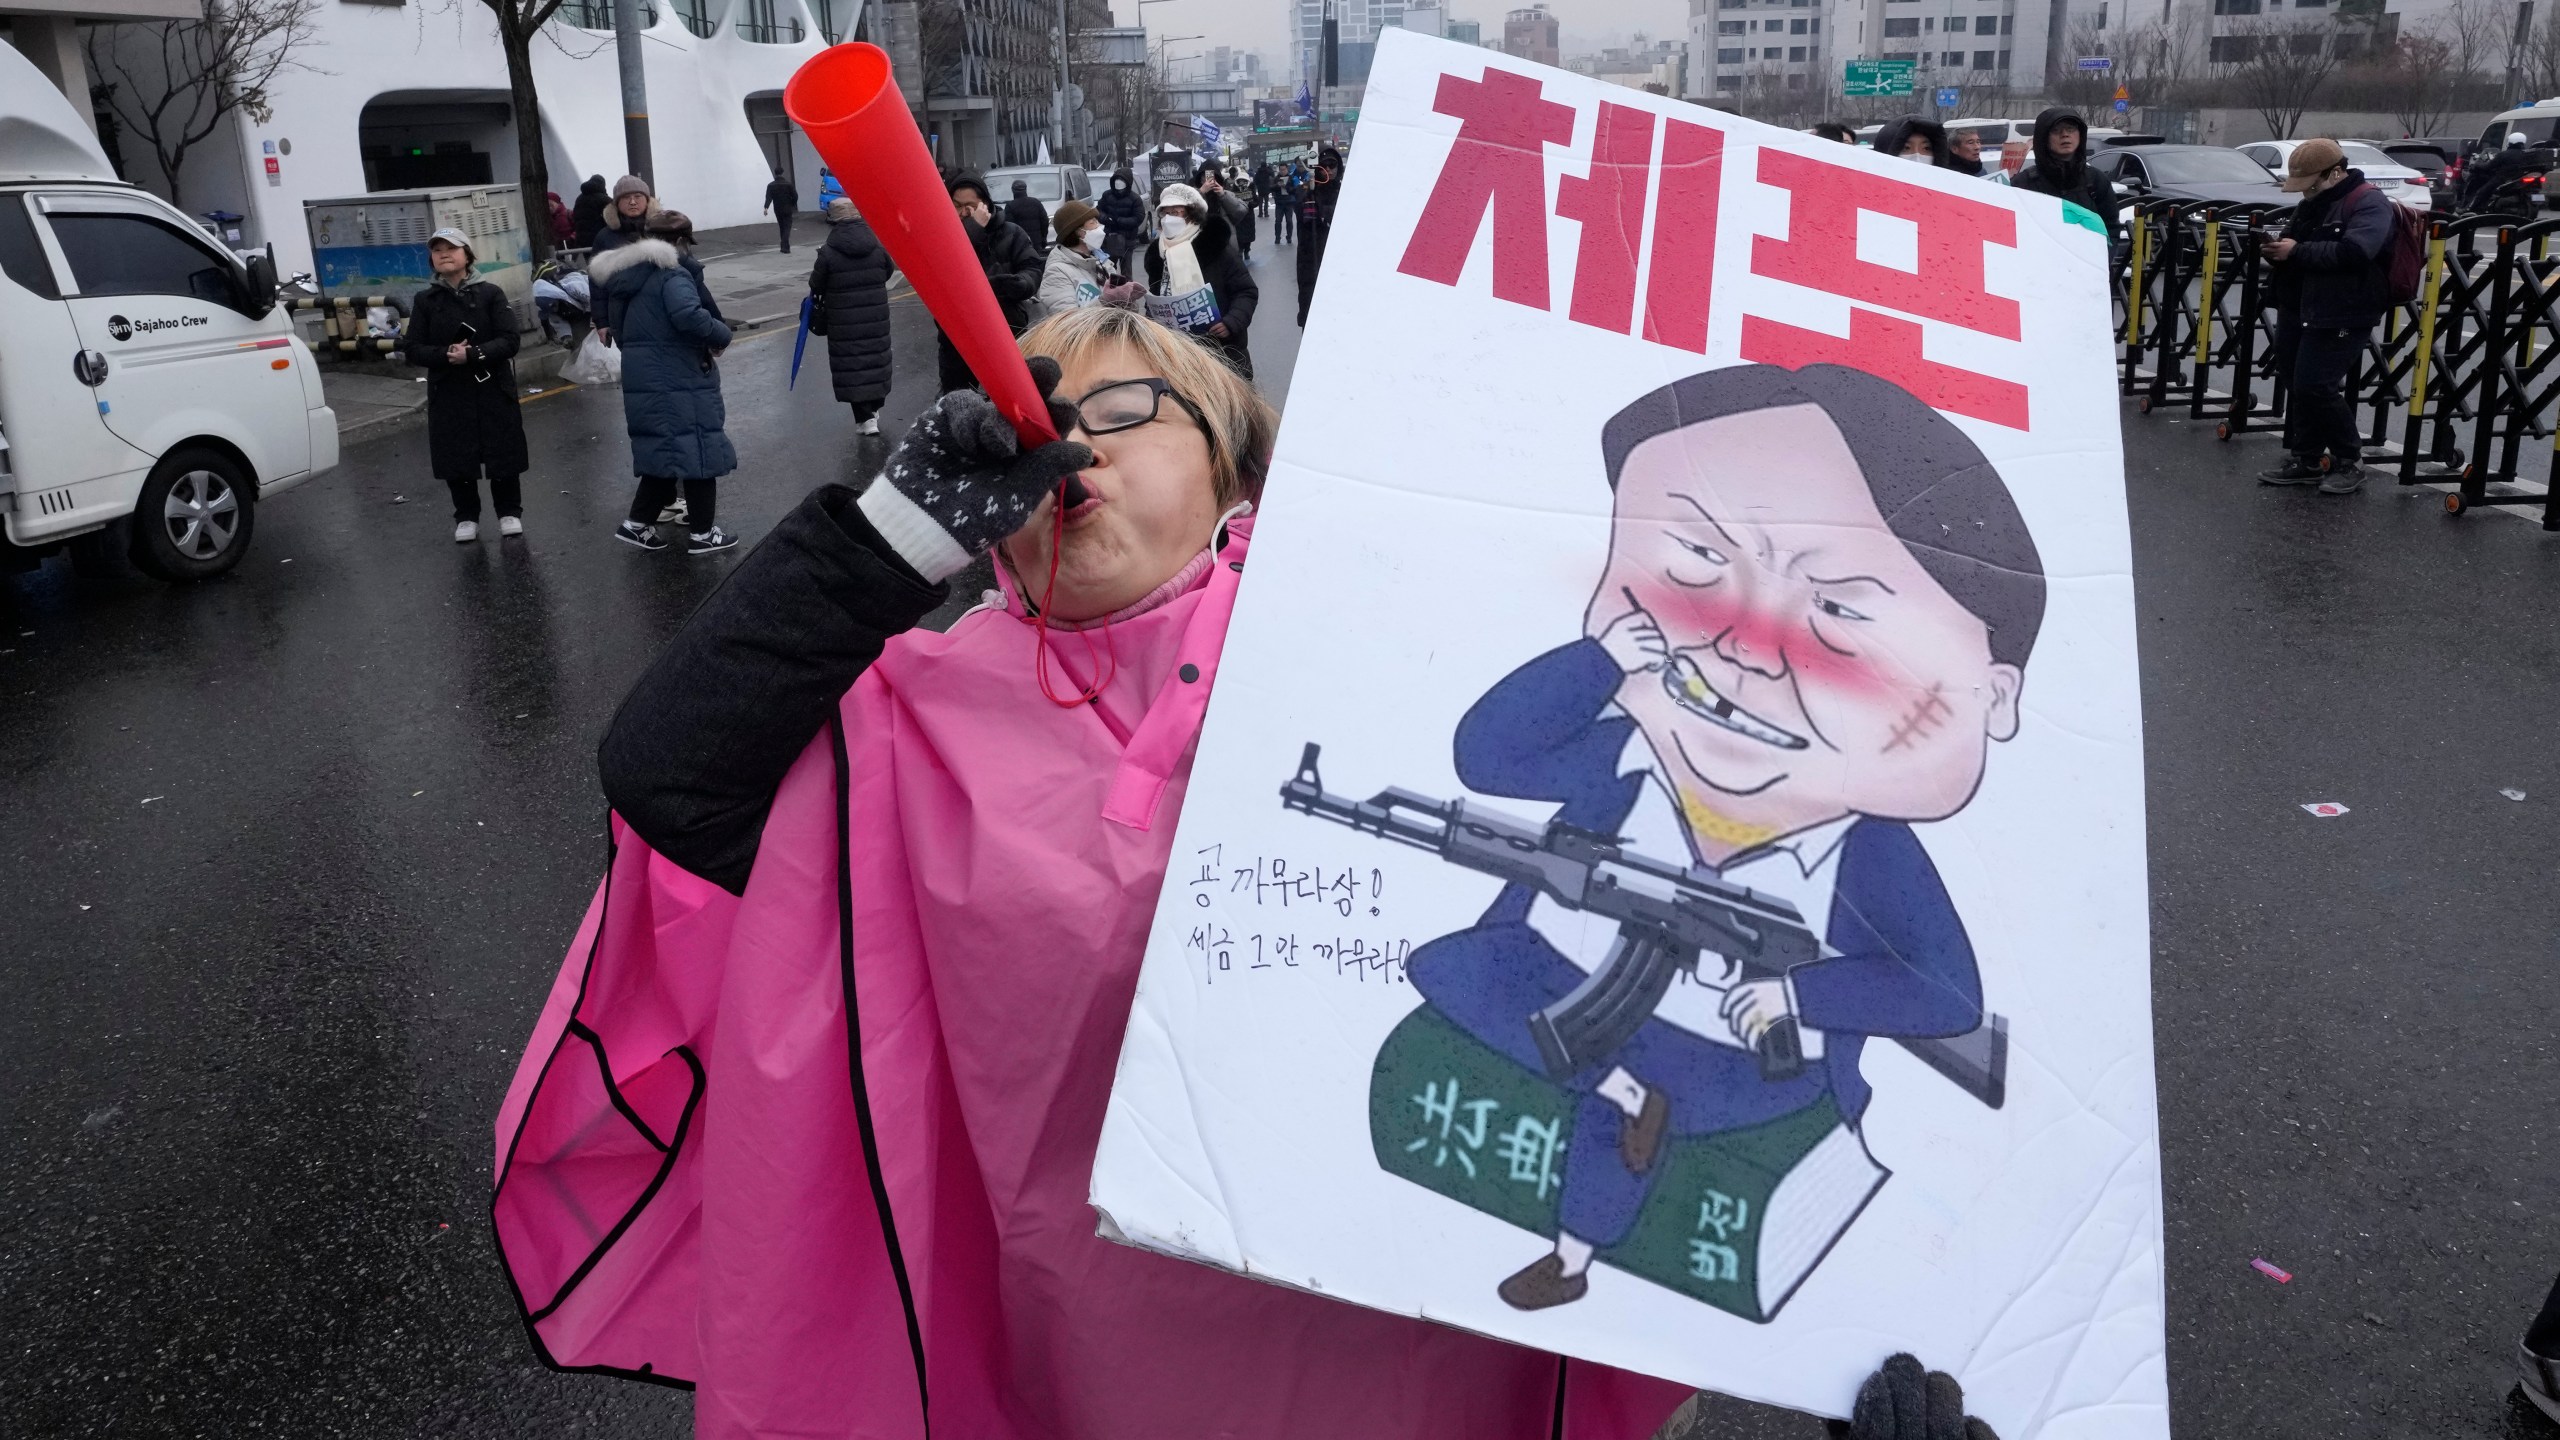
428, 226, 471, 248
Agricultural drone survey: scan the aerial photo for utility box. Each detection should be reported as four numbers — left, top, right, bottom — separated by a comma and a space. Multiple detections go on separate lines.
302, 185, 532, 327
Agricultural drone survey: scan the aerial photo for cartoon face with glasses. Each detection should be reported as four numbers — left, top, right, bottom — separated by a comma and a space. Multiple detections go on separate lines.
1401, 363, 2048, 1314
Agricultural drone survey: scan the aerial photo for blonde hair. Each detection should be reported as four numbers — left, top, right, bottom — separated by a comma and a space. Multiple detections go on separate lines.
1018, 306, 1277, 507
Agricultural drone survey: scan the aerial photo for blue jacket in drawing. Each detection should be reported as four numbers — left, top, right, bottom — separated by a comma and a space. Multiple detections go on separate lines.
1405, 638, 1984, 1247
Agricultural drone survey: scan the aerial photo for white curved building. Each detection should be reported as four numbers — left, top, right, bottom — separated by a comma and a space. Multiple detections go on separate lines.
68, 0, 846, 278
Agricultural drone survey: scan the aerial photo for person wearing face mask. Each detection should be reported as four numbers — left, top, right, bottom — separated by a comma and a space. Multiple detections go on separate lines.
1039, 198, 1145, 314
2008, 108, 2119, 239
1870, 117, 1953, 169
937, 173, 1046, 394
1143, 182, 1257, 376
1097, 166, 1146, 274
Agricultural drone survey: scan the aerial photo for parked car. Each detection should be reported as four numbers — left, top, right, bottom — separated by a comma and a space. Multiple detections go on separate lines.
1, 43, 335, 581
2087, 143, 2296, 208
2382, 142, 2459, 208
982, 164, 1093, 237
2235, 138, 2434, 210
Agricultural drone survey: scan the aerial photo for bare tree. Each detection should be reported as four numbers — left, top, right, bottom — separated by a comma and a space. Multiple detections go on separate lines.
2222, 17, 2345, 139
448, 0, 575, 261
2520, 0, 2560, 96
87, 0, 321, 210
2365, 32, 2460, 136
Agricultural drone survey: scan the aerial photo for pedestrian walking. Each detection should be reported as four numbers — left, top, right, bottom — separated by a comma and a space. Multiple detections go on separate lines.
1273, 163, 1300, 244
569, 174, 611, 249
2256, 138, 2395, 495
400, 227, 530, 542
589, 211, 740, 555
818, 167, 846, 211
937, 173, 1044, 394
1037, 198, 1141, 315
764, 170, 800, 254
1097, 167, 1145, 274
497, 295, 1997, 1440
1295, 146, 1342, 328
588, 174, 653, 255
2009, 109, 2119, 236
807, 197, 896, 435
1005, 179, 1052, 253
1144, 182, 1256, 378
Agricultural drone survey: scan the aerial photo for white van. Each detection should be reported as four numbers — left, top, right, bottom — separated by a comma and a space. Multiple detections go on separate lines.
1, 45, 335, 582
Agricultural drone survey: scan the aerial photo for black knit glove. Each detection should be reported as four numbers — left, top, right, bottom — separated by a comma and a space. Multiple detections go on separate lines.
862, 356, 1091, 576
1824, 1355, 1999, 1440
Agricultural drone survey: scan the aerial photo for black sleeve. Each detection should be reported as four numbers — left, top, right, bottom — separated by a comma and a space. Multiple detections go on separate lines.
398, 290, 446, 367
1219, 250, 1258, 331
598, 483, 950, 893
474, 285, 520, 363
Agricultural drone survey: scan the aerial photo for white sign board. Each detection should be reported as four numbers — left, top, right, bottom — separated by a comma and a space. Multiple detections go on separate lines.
1092, 29, 2165, 1435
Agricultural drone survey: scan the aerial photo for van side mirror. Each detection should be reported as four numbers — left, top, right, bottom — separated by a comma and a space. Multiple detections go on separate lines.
240, 250, 279, 318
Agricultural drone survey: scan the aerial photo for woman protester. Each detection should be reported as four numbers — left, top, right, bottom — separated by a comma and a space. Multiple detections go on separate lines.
1195, 162, 1255, 261
589, 210, 738, 555
588, 174, 654, 255
1097, 166, 1146, 274
1037, 199, 1144, 315
492, 302, 2004, 1440
807, 196, 897, 436
400, 227, 529, 542
2009, 107, 2120, 238
1144, 181, 1257, 378
1872, 116, 1954, 168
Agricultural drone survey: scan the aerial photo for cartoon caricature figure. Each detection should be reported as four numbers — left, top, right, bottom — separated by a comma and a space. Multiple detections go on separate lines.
1403, 362, 2047, 1313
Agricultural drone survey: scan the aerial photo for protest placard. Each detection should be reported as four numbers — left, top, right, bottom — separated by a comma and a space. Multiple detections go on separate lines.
1090, 30, 2164, 1434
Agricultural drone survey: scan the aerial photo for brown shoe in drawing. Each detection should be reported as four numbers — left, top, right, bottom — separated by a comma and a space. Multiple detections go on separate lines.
1497, 1254, 1589, 1312
1620, 1087, 1670, 1175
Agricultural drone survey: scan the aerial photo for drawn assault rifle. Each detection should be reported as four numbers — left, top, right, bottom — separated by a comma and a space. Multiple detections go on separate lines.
1278, 744, 2007, 1110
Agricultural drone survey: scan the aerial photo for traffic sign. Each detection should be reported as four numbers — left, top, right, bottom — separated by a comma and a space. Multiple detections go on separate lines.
1934, 86, 1960, 109
1844, 58, 1915, 97
2075, 56, 2113, 71
2114, 98, 2130, 113
2113, 84, 2129, 101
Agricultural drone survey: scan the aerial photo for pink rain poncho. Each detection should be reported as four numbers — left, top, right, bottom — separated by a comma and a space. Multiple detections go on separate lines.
492, 519, 1690, 1438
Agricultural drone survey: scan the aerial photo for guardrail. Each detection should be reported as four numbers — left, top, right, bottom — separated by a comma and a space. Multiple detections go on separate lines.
2114, 198, 2560, 529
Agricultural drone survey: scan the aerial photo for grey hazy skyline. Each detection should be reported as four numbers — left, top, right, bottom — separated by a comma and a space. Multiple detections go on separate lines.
1112, 0, 1692, 74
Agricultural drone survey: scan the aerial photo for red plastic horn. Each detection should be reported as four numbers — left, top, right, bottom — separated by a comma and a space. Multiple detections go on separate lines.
785, 44, 1057, 446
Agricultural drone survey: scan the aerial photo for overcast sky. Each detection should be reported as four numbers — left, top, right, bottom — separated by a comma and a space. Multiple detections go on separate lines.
1112, 0, 1693, 72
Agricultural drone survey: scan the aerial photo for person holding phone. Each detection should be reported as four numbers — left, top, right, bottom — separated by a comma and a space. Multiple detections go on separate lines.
400, 227, 529, 542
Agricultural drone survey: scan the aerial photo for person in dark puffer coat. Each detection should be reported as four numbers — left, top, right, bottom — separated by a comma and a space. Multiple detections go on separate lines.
807, 197, 896, 435
569, 174, 610, 249
589, 211, 740, 555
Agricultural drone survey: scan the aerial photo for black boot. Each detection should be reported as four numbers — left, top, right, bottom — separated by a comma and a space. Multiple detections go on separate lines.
2259, 454, 2325, 485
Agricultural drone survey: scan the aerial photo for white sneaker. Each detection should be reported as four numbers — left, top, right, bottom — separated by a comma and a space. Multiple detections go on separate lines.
860, 415, 880, 435
498, 515, 524, 538
453, 520, 479, 542
658, 500, 688, 525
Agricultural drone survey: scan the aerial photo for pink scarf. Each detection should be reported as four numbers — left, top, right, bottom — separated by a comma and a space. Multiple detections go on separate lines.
493, 518, 1686, 1438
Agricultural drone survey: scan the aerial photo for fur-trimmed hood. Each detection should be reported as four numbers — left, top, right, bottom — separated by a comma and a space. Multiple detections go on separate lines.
587, 237, 681, 285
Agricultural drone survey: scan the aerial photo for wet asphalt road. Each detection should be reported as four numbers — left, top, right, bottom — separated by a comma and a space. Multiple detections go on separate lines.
4, 233, 2558, 1439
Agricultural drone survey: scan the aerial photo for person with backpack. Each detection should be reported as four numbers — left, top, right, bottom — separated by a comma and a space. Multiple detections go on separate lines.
2257, 138, 2402, 495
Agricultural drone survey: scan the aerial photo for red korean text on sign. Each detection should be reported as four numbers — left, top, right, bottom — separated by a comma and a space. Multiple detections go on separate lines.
1552, 101, 1656, 334
1640, 119, 1724, 353
1740, 148, 2030, 429
1396, 67, 1576, 310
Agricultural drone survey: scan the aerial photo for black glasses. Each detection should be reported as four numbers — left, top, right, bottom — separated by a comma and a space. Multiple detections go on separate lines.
1060, 377, 1206, 437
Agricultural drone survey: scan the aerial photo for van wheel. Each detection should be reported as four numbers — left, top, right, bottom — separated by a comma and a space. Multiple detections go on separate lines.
130, 449, 254, 582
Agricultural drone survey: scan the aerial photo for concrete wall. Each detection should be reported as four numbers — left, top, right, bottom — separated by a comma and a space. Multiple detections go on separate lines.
91, 0, 824, 275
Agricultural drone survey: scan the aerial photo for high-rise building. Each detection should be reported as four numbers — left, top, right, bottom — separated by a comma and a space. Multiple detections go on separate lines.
1294, 0, 1418, 87
1447, 17, 1483, 44
1503, 5, 1559, 65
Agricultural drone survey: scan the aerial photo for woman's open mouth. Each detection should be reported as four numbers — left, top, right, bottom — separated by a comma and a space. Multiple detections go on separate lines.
1663, 654, 1809, 751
